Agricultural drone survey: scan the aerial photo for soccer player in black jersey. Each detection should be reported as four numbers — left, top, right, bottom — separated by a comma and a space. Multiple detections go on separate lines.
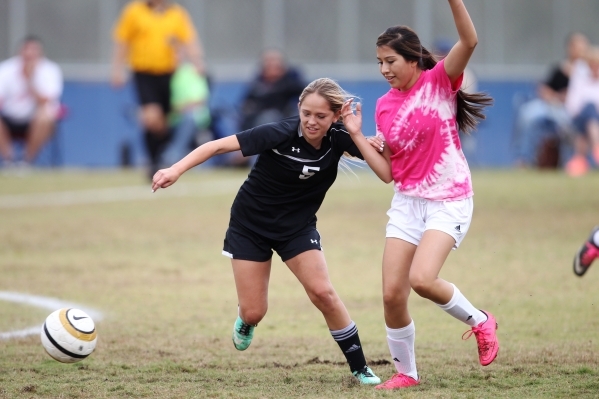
151, 78, 381, 385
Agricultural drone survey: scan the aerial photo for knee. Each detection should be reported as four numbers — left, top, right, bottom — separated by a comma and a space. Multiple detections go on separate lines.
382, 288, 409, 311
33, 110, 56, 127
409, 272, 435, 298
240, 306, 267, 326
140, 106, 165, 132
307, 285, 338, 313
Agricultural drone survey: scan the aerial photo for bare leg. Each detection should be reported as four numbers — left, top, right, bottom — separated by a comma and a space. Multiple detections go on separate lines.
0, 119, 14, 162
409, 229, 455, 304
587, 119, 599, 146
140, 104, 170, 176
24, 107, 57, 163
382, 238, 417, 329
231, 258, 271, 325
140, 104, 167, 134
285, 249, 350, 330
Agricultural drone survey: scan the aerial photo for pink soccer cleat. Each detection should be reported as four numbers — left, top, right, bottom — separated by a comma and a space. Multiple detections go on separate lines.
462, 310, 499, 366
375, 373, 420, 390
573, 226, 599, 277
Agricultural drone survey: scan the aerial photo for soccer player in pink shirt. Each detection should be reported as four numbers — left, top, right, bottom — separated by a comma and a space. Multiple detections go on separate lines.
340, 0, 498, 390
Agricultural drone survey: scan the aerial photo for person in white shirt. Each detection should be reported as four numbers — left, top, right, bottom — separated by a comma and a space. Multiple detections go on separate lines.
564, 46, 599, 176
0, 36, 63, 166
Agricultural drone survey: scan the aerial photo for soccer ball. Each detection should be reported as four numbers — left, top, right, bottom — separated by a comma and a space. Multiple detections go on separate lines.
40, 308, 97, 363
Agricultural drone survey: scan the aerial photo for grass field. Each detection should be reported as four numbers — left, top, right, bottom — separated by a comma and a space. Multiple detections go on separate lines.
1, 168, 598, 398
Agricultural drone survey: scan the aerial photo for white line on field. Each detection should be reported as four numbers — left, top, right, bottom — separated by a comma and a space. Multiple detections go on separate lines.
0, 179, 243, 209
0, 175, 383, 209
0, 291, 103, 340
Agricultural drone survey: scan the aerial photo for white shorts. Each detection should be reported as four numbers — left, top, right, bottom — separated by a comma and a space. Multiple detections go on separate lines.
386, 192, 473, 249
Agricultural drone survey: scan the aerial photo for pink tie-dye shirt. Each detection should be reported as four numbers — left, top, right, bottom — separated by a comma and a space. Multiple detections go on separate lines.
375, 59, 473, 201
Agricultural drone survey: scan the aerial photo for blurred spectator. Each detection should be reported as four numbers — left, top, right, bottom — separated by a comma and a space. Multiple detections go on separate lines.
433, 38, 478, 93
564, 45, 599, 176
111, 0, 205, 179
512, 32, 589, 169
223, 49, 304, 167
239, 49, 305, 131
0, 36, 63, 168
162, 51, 211, 166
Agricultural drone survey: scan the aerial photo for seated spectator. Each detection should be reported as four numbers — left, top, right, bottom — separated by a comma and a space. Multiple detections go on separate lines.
0, 36, 63, 167
223, 49, 304, 167
512, 32, 588, 168
239, 49, 305, 131
564, 45, 599, 176
162, 49, 211, 165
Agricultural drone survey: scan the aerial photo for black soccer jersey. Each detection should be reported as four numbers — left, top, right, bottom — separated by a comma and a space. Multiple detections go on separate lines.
231, 115, 363, 240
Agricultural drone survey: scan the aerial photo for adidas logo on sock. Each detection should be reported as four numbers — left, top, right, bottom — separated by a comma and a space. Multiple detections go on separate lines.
345, 344, 361, 353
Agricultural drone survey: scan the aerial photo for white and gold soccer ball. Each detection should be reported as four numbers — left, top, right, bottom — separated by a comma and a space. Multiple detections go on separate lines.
40, 308, 97, 363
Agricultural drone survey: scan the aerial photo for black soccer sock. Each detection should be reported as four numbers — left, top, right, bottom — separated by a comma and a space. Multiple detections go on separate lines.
330, 321, 367, 373
143, 129, 172, 171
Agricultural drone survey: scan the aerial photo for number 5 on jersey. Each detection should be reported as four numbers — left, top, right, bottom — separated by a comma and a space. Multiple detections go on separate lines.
300, 166, 320, 180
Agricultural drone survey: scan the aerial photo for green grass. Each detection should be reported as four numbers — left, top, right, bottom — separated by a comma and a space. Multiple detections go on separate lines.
1, 168, 598, 398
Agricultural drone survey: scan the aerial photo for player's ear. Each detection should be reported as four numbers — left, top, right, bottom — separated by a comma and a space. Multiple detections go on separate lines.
334, 110, 342, 122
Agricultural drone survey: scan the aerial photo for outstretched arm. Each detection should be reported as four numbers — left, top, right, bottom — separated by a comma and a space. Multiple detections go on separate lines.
152, 135, 241, 191
444, 0, 478, 84
341, 100, 393, 184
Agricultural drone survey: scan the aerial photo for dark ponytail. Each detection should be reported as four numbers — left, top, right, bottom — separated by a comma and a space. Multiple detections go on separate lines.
376, 26, 492, 134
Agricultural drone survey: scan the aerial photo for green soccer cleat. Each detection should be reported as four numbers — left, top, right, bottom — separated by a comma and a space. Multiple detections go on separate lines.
232, 316, 255, 351
353, 366, 381, 385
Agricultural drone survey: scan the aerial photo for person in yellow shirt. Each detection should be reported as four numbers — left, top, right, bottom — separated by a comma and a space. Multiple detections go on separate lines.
111, 0, 205, 179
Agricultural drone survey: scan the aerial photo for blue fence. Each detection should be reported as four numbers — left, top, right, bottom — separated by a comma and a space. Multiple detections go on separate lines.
37, 79, 537, 168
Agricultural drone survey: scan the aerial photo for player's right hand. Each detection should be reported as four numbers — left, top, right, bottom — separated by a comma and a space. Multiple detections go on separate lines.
366, 136, 386, 153
151, 168, 180, 192
110, 69, 126, 88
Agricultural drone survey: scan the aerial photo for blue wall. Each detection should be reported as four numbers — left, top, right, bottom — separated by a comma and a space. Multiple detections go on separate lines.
39, 79, 537, 168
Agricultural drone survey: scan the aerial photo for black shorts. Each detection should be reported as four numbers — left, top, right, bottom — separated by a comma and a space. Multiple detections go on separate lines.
222, 219, 323, 262
0, 116, 30, 140
133, 72, 173, 114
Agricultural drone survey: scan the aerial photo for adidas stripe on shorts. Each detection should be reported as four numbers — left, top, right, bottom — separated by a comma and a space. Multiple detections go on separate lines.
386, 192, 473, 249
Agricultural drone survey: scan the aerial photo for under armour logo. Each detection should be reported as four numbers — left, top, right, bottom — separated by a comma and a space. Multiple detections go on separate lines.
292, 147, 300, 153
393, 357, 400, 363
310, 239, 319, 244
455, 225, 461, 232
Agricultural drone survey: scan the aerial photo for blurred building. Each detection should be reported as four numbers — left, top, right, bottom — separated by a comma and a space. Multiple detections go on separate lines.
1, 0, 599, 82
1, 0, 598, 168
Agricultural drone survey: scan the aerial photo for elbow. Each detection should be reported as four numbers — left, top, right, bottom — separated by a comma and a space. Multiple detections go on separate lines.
466, 38, 478, 50
376, 171, 393, 184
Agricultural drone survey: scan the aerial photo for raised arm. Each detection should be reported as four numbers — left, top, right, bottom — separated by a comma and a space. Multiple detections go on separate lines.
443, 0, 478, 84
152, 135, 241, 191
341, 101, 393, 184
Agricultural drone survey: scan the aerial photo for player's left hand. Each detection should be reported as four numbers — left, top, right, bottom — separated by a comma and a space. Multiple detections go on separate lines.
341, 99, 362, 136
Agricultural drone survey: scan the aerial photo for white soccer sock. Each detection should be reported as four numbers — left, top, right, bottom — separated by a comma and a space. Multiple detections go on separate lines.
386, 321, 418, 380
437, 284, 487, 327
592, 229, 599, 247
